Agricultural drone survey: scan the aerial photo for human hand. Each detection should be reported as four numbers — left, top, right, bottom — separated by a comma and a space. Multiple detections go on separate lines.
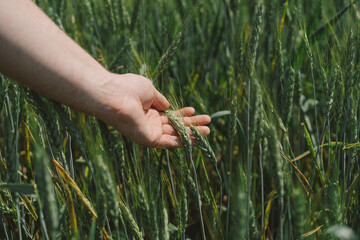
95, 73, 211, 148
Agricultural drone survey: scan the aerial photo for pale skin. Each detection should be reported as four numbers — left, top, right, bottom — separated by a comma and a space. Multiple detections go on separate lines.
0, 0, 211, 148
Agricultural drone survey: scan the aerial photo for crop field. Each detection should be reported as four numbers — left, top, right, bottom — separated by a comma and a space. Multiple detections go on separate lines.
1, 0, 360, 239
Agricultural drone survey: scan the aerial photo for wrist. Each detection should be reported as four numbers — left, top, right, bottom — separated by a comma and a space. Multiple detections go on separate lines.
86, 71, 131, 125
86, 69, 113, 116
70, 68, 112, 119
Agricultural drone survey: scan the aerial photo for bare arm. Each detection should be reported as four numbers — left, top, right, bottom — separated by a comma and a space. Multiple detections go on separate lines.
0, 0, 108, 114
0, 0, 210, 148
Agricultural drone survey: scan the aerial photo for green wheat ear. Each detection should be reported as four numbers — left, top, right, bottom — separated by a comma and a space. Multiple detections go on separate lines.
190, 124, 223, 221
164, 110, 191, 150
153, 30, 183, 82
164, 108, 206, 239
283, 66, 295, 127
0, 75, 9, 110
34, 147, 59, 240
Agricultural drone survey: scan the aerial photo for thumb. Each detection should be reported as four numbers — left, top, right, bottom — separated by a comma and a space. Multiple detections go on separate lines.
152, 89, 170, 111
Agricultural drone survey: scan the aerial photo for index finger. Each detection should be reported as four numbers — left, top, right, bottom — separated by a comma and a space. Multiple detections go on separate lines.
161, 114, 211, 126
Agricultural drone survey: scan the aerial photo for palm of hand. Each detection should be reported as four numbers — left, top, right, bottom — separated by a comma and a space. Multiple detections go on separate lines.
101, 73, 211, 148
143, 108, 165, 146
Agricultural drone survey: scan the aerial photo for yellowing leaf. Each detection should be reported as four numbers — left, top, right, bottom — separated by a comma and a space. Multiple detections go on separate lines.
52, 159, 97, 219
262, 190, 275, 240
61, 181, 78, 236
20, 194, 38, 221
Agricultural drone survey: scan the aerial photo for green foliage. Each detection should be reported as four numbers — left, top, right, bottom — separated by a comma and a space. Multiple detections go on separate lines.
1, 0, 360, 239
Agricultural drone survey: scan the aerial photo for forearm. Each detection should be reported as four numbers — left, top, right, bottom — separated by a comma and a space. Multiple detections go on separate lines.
0, 0, 107, 116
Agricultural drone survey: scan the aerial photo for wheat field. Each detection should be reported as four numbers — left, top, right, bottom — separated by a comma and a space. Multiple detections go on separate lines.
0, 0, 360, 239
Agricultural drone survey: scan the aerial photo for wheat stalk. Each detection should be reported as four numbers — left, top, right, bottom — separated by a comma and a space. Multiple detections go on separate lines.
164, 110, 206, 240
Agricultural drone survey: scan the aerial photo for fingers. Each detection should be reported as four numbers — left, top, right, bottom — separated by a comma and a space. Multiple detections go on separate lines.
161, 114, 211, 126
196, 126, 211, 135
162, 124, 210, 136
155, 107, 211, 149
182, 115, 211, 126
152, 89, 170, 111
175, 107, 195, 117
158, 107, 195, 122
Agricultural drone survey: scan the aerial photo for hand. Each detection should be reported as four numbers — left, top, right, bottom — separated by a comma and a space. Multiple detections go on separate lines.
96, 73, 211, 148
